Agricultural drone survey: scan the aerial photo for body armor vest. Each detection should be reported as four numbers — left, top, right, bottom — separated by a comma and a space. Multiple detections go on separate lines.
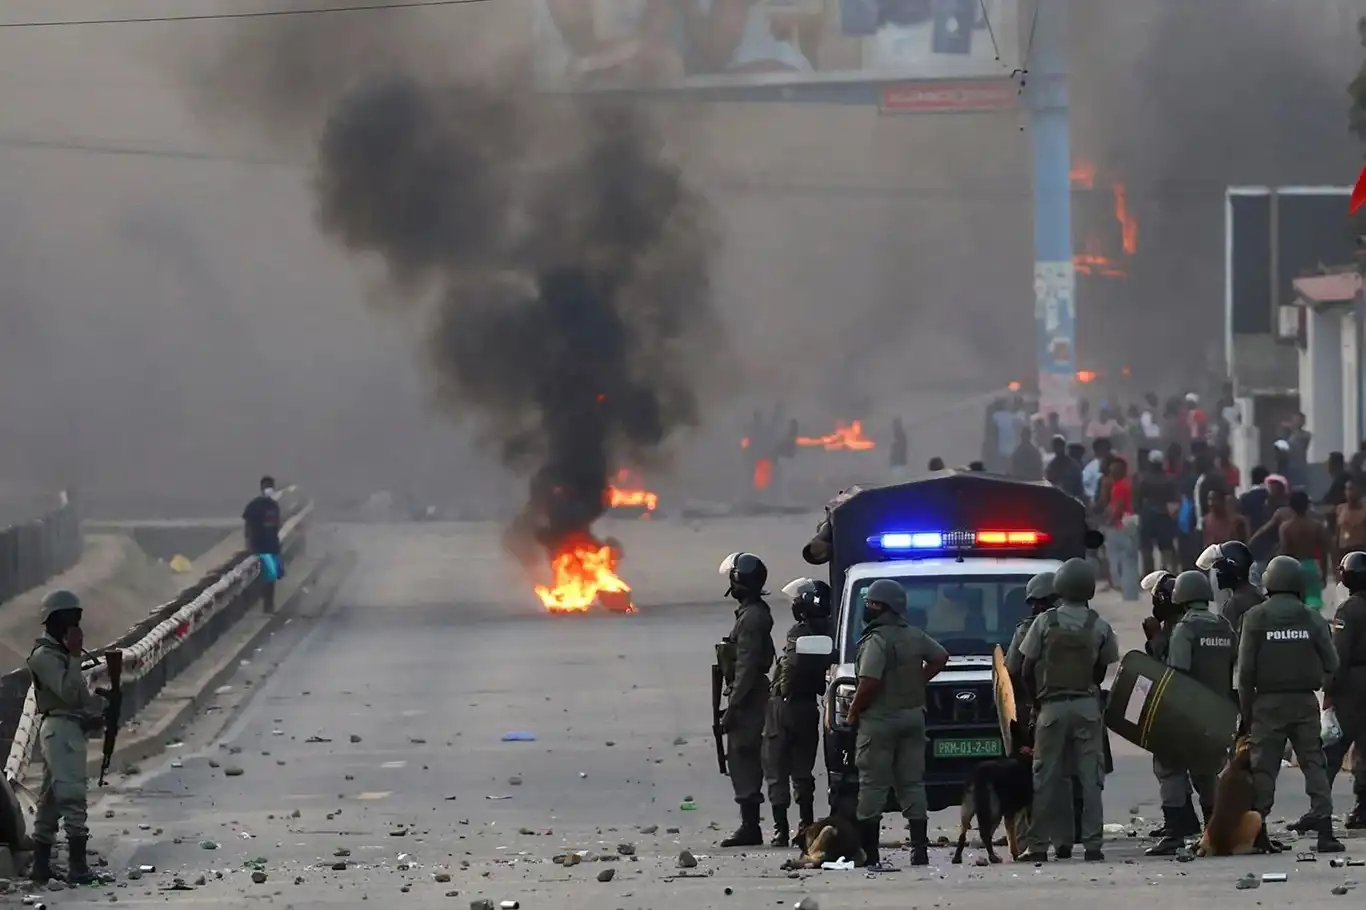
1174, 610, 1236, 696
1252, 595, 1322, 692
1038, 609, 1099, 697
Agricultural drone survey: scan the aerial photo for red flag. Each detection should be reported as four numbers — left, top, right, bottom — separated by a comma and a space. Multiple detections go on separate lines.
1352, 164, 1366, 215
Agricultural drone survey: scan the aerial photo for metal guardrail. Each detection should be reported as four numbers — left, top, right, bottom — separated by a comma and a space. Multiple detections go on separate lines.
0, 493, 312, 786
0, 490, 83, 606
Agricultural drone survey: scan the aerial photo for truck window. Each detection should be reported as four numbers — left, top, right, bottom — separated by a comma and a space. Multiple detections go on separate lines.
844, 576, 1032, 660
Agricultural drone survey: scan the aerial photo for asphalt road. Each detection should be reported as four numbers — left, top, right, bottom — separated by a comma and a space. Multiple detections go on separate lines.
40, 519, 1366, 908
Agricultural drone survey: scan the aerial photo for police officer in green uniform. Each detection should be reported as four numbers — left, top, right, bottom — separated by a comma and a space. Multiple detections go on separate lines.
716, 552, 776, 848
763, 577, 835, 846
27, 590, 105, 884
1236, 555, 1344, 853
1146, 571, 1237, 855
846, 578, 949, 868
1197, 541, 1263, 640
1005, 572, 1058, 701
1018, 558, 1119, 862
1138, 570, 1199, 841
1322, 551, 1366, 828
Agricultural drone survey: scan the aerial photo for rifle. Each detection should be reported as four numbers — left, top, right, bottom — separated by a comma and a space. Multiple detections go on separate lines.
710, 662, 727, 775
96, 650, 123, 787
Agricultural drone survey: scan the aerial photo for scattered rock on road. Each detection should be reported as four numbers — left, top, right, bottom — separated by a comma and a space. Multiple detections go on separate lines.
677, 850, 697, 868
597, 868, 616, 882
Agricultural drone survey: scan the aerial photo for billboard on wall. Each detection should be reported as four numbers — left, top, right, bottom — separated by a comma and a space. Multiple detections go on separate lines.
530, 0, 1020, 93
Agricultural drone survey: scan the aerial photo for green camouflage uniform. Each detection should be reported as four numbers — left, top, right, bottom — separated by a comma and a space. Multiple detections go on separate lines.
27, 634, 104, 846
1019, 604, 1119, 853
853, 613, 948, 823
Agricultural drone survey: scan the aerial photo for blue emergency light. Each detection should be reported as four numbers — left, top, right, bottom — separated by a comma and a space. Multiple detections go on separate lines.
867, 529, 1047, 553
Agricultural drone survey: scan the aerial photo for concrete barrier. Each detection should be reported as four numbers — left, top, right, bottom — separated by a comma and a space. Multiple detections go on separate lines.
0, 494, 313, 789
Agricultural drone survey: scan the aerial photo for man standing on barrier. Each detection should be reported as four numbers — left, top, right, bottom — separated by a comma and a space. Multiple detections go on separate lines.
1146, 571, 1236, 856
763, 577, 835, 846
1236, 555, 1344, 853
27, 590, 107, 885
243, 475, 284, 612
846, 579, 949, 869
715, 552, 775, 848
1019, 558, 1118, 862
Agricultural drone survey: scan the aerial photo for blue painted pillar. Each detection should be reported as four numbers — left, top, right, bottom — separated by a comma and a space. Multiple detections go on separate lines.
1026, 0, 1077, 428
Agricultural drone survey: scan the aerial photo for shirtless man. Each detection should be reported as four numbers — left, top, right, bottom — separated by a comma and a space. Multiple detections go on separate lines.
1336, 479, 1366, 562
1253, 490, 1331, 610
1202, 488, 1249, 547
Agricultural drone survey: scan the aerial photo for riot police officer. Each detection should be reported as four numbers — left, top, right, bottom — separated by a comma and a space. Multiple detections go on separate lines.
27, 590, 105, 884
716, 552, 776, 847
1197, 540, 1263, 639
1146, 571, 1236, 856
846, 578, 949, 868
764, 577, 835, 846
1005, 572, 1058, 697
1138, 570, 1198, 841
1018, 558, 1119, 862
1323, 551, 1366, 828
1236, 555, 1344, 853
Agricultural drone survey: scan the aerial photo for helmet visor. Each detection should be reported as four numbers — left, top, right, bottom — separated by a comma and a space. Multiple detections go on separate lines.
1140, 570, 1171, 593
1195, 544, 1221, 572
781, 577, 813, 600
718, 552, 742, 576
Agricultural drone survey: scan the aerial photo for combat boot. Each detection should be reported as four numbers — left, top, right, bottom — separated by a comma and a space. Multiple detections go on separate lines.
1148, 797, 1194, 837
908, 819, 930, 866
1287, 812, 1315, 834
1345, 801, 1366, 830
66, 836, 100, 885
1145, 807, 1187, 856
793, 798, 815, 846
721, 802, 764, 848
29, 842, 56, 883
768, 805, 790, 848
1252, 814, 1281, 854
1315, 817, 1346, 854
859, 818, 881, 868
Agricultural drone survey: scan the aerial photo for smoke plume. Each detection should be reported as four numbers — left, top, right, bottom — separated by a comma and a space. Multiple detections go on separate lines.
198, 40, 721, 559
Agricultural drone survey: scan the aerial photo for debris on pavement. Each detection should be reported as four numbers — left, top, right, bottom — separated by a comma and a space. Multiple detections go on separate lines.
678, 850, 698, 868
597, 868, 615, 881
501, 732, 536, 742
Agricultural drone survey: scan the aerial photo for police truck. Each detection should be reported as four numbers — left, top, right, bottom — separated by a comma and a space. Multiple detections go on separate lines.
795, 470, 1104, 816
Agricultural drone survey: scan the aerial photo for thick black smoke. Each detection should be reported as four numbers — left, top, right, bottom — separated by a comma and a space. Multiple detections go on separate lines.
313, 77, 719, 556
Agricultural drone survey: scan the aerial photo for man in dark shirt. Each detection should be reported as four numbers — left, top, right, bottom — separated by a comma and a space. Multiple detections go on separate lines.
1010, 427, 1043, 481
1045, 435, 1084, 500
243, 475, 283, 556
243, 475, 285, 612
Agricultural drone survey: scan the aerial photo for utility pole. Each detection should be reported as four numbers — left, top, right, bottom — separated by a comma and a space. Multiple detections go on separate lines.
1025, 0, 1077, 428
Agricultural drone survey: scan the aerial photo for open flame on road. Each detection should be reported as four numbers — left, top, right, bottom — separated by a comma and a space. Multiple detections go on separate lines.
534, 534, 635, 614
606, 468, 658, 513
797, 420, 876, 451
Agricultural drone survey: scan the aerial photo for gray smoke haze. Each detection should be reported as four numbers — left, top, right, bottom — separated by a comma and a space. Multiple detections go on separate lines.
1071, 0, 1362, 383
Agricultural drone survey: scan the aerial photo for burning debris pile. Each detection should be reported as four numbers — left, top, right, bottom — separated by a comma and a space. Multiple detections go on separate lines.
311, 78, 720, 614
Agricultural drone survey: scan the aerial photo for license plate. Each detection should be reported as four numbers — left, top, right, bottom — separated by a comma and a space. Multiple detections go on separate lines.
932, 737, 1003, 758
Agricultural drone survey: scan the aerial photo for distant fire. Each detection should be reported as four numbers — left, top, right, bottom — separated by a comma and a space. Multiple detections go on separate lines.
797, 420, 876, 451
753, 457, 773, 490
606, 469, 658, 513
1071, 157, 1138, 278
534, 534, 635, 614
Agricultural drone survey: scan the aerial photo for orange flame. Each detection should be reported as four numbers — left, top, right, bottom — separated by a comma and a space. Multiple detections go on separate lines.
534, 535, 635, 614
796, 420, 876, 451
1070, 157, 1137, 278
606, 468, 658, 512
753, 457, 773, 490
1113, 183, 1137, 255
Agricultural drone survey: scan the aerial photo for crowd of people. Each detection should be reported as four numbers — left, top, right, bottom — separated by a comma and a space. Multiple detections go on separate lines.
978, 391, 1366, 608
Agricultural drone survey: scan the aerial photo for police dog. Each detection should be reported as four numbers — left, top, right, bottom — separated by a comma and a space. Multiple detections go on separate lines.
1196, 735, 1269, 857
783, 815, 865, 869
951, 721, 1034, 864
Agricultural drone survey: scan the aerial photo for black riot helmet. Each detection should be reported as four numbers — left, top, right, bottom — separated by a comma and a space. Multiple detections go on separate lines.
719, 551, 769, 600
1196, 540, 1254, 590
1341, 551, 1366, 594
782, 577, 832, 623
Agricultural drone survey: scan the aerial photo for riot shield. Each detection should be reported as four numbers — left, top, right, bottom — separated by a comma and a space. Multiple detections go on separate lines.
992, 645, 1017, 755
